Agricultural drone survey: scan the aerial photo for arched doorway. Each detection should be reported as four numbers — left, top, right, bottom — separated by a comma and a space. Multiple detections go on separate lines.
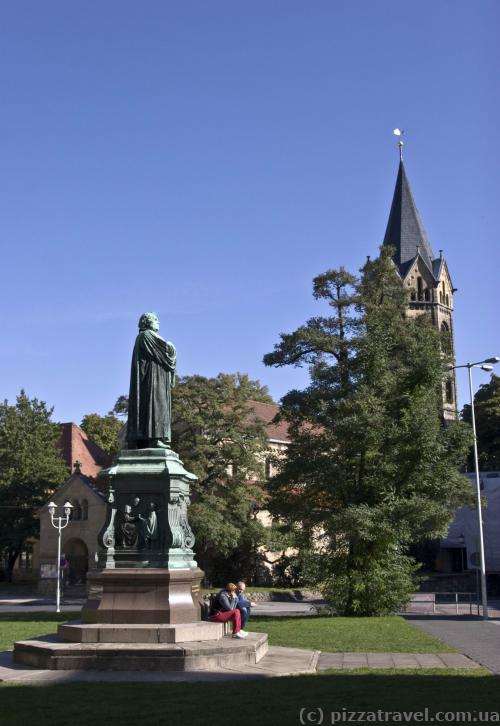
64, 538, 89, 584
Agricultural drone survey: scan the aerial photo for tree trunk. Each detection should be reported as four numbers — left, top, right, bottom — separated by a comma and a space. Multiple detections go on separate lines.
6, 548, 20, 583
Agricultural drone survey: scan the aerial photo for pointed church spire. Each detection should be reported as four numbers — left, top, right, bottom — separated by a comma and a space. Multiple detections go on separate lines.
383, 160, 435, 276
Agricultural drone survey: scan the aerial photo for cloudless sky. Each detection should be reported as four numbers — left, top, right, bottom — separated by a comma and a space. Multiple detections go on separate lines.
1, 1, 498, 423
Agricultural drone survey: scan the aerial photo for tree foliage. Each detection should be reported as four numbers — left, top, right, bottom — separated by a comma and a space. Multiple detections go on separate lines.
264, 247, 473, 615
171, 373, 273, 583
462, 374, 500, 470
80, 413, 123, 456
0, 391, 69, 580
109, 395, 129, 418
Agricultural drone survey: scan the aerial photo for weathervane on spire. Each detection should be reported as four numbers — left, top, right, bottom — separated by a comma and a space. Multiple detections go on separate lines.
393, 128, 405, 161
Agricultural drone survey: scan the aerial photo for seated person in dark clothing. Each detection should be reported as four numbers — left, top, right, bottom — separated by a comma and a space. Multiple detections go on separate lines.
236, 580, 256, 629
209, 583, 248, 638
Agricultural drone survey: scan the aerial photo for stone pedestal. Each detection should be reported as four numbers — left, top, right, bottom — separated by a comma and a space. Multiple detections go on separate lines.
82, 568, 204, 624
80, 446, 205, 626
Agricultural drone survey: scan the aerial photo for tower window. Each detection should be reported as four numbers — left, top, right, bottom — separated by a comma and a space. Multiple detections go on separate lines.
441, 321, 453, 355
445, 294, 450, 307
424, 289, 430, 301
417, 277, 423, 301
445, 379, 454, 404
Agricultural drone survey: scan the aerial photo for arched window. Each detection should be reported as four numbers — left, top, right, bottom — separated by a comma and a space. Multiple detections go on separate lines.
424, 289, 430, 301
445, 294, 450, 307
445, 379, 454, 404
410, 290, 416, 301
417, 277, 423, 300
441, 321, 453, 355
72, 500, 82, 521
81, 499, 88, 521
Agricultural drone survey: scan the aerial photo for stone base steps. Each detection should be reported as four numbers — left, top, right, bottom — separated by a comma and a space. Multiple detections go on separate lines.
13, 632, 268, 672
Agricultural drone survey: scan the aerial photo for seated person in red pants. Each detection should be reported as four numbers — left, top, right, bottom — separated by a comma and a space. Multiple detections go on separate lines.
209, 582, 248, 639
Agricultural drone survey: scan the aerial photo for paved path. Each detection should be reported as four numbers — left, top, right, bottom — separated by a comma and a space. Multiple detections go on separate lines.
0, 645, 480, 683
0, 598, 324, 616
317, 651, 479, 670
405, 616, 500, 674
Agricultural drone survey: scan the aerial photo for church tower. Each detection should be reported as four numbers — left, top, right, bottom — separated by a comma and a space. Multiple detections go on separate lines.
382, 152, 458, 422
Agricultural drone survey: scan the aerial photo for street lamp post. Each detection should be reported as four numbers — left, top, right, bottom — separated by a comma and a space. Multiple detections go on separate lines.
47, 501, 73, 613
452, 356, 500, 621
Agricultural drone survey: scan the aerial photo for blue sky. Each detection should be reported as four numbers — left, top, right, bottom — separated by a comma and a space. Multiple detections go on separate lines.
1, 1, 498, 422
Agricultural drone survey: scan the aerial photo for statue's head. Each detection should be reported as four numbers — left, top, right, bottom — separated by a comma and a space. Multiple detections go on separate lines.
138, 312, 160, 332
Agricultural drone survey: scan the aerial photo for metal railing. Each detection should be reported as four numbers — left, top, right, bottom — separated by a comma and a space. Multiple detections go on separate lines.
404, 592, 479, 616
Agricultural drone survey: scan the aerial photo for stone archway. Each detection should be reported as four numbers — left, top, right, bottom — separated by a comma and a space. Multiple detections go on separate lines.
64, 538, 89, 585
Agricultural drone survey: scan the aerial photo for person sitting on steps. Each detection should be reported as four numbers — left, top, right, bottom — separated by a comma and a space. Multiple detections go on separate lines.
236, 580, 256, 630
208, 582, 248, 639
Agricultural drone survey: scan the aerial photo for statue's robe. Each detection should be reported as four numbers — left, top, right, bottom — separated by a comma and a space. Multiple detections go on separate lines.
126, 330, 176, 445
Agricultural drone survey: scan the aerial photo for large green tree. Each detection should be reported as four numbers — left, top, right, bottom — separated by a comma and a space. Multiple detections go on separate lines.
171, 373, 273, 583
264, 247, 473, 615
80, 413, 123, 456
0, 391, 69, 580
462, 374, 500, 470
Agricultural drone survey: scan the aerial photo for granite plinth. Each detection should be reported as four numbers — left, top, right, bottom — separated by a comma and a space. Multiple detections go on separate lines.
58, 621, 223, 644
82, 567, 204, 624
14, 632, 269, 671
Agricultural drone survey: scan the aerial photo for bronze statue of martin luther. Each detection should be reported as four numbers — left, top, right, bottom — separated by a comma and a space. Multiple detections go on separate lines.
126, 312, 176, 449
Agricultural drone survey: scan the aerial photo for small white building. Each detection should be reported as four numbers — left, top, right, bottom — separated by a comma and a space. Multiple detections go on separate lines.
440, 471, 500, 574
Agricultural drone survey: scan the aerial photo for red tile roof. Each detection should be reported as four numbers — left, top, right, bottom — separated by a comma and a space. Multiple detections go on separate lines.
247, 401, 290, 443
57, 423, 112, 479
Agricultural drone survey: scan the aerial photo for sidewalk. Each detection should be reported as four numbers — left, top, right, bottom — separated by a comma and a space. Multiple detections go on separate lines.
0, 645, 479, 684
0, 598, 324, 616
405, 615, 500, 675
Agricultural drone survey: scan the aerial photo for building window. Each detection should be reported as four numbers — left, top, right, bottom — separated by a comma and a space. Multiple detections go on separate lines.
445, 294, 450, 307
445, 379, 454, 404
417, 277, 423, 300
82, 499, 88, 521
441, 321, 452, 355
72, 500, 82, 521
424, 288, 430, 302
18, 544, 33, 569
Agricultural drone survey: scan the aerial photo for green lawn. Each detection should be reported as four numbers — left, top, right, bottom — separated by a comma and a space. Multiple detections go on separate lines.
246, 615, 455, 652
0, 613, 67, 651
0, 613, 497, 723
0, 612, 452, 654
0, 671, 498, 726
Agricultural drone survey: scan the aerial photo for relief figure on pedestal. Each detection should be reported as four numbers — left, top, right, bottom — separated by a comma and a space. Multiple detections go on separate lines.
119, 504, 142, 548
143, 502, 159, 549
